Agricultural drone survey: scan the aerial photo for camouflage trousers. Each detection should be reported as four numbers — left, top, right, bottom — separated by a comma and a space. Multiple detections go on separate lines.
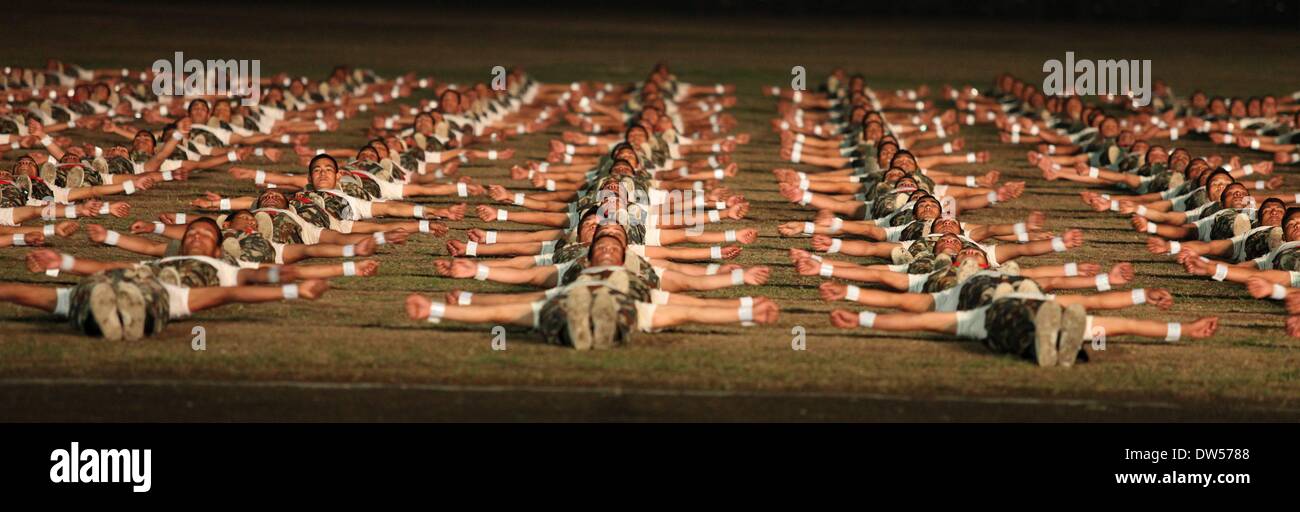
68, 267, 171, 338
980, 297, 1048, 361
537, 284, 639, 349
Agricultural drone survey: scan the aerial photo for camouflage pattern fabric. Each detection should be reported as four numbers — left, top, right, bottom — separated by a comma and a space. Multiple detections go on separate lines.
981, 297, 1048, 360
67, 267, 171, 338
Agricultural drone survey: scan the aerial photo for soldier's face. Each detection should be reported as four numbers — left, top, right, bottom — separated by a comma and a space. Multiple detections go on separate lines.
933, 218, 961, 236
1261, 204, 1285, 227
915, 199, 941, 221
589, 236, 626, 267
182, 223, 221, 257
189, 102, 209, 123
310, 159, 339, 189
415, 115, 433, 133
578, 215, 600, 243
15, 158, 37, 177
259, 192, 287, 210
1223, 187, 1249, 208
1208, 176, 1233, 202
934, 235, 962, 255
132, 133, 154, 153
1287, 216, 1300, 242
358, 148, 379, 162
957, 250, 988, 267
228, 212, 256, 231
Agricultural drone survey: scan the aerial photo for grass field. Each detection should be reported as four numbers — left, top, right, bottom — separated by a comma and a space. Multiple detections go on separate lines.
3, 3, 1300, 421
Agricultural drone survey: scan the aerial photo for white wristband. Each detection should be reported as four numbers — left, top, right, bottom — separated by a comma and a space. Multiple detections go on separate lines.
219, 199, 232, 210
427, 302, 446, 324
412, 205, 425, 218
282, 284, 299, 300
342, 244, 356, 257
858, 311, 876, 328
496, 209, 508, 221
1051, 237, 1067, 252
724, 230, 737, 242
485, 231, 498, 244
845, 284, 861, 301
465, 241, 479, 256
1271, 284, 1288, 300
474, 264, 490, 281
1168, 241, 1181, 255
342, 261, 357, 276
61, 254, 76, 271
1212, 264, 1228, 281
1131, 288, 1146, 305
1064, 262, 1078, 276
43, 224, 56, 237
104, 230, 120, 246
372, 232, 387, 245
1095, 274, 1111, 291
11, 233, 25, 246
513, 193, 525, 206
98, 203, 111, 216
819, 263, 834, 277
1013, 222, 1028, 242
175, 213, 187, 224
707, 210, 721, 223
122, 181, 136, 195
828, 238, 842, 254
227, 151, 238, 163
803, 222, 815, 235
730, 268, 745, 285
266, 266, 281, 284
986, 191, 998, 204
965, 175, 977, 187
799, 191, 813, 206
255, 170, 267, 184
738, 305, 754, 324
457, 291, 473, 306
1165, 323, 1181, 342
418, 220, 432, 233
65, 205, 77, 219
706, 263, 720, 275
710, 246, 723, 259
456, 182, 468, 197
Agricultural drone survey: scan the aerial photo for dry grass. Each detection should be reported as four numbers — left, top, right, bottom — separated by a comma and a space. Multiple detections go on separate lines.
2, 4, 1298, 420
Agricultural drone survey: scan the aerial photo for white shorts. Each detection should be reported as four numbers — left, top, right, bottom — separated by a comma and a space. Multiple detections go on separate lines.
955, 307, 990, 339
163, 283, 192, 319
376, 178, 405, 200
635, 302, 659, 332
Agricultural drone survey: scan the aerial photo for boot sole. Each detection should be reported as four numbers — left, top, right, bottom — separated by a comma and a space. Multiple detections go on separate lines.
1034, 301, 1061, 367
1058, 304, 1088, 367
89, 282, 122, 341
116, 283, 148, 341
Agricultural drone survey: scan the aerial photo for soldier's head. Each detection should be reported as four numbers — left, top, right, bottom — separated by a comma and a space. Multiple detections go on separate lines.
955, 246, 989, 268
610, 159, 636, 177
1169, 148, 1191, 172
13, 156, 37, 178
1145, 145, 1169, 165
181, 218, 224, 257
1220, 182, 1250, 209
625, 125, 650, 146
438, 89, 461, 114
1259, 198, 1286, 227
1285, 208, 1300, 242
932, 217, 962, 237
225, 210, 257, 232
1205, 169, 1235, 202
588, 226, 628, 267
187, 99, 210, 124
356, 145, 380, 163
414, 112, 435, 134
257, 189, 288, 210
577, 206, 603, 244
933, 232, 963, 256
889, 150, 918, 172
308, 154, 340, 189
913, 194, 942, 221
131, 129, 156, 154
